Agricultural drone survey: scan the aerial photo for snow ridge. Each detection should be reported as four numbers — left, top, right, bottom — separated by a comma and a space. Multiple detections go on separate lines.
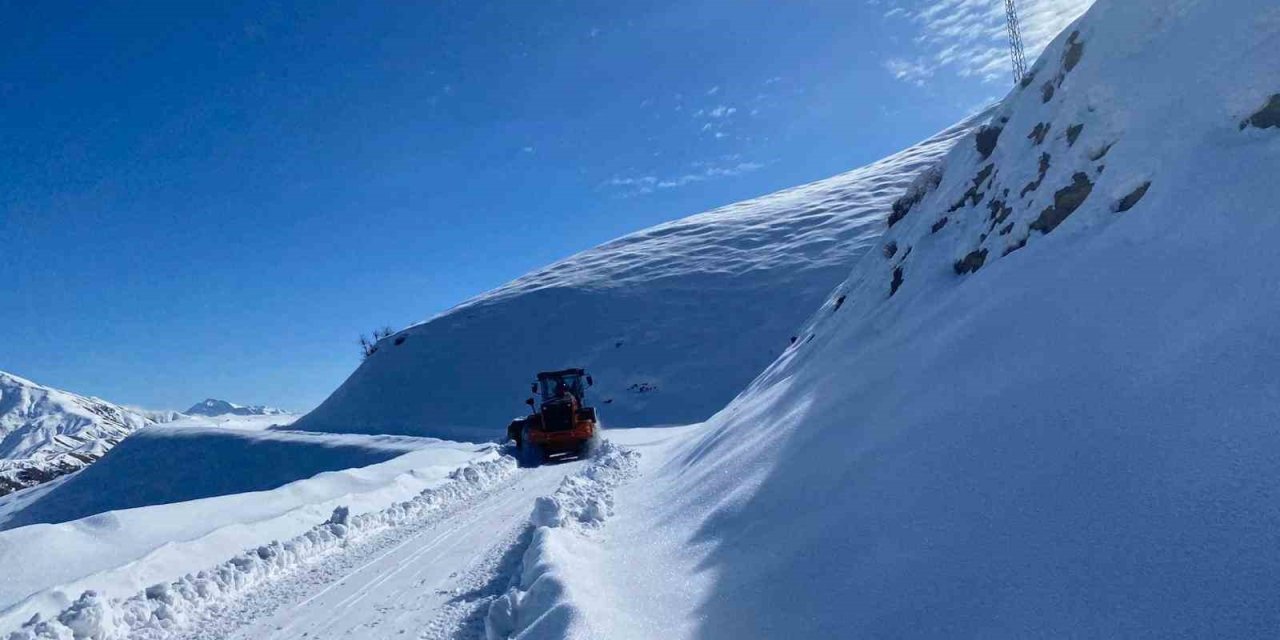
484, 442, 640, 640
4, 455, 518, 640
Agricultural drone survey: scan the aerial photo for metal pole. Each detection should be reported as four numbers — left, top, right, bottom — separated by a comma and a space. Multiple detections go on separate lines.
1004, 0, 1028, 84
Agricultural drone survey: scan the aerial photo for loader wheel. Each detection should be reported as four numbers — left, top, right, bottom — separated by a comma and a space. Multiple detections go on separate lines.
519, 426, 544, 467
578, 432, 602, 459
519, 441, 544, 467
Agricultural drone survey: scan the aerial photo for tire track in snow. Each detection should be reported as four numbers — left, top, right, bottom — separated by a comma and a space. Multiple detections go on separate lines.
208, 460, 583, 640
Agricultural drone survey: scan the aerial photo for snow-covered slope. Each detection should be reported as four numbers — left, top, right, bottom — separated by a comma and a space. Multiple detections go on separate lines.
184, 398, 288, 417
581, 1, 1280, 637
0, 371, 157, 496
295, 116, 984, 440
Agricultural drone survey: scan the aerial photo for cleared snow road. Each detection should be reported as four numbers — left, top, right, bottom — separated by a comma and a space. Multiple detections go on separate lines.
185, 459, 583, 640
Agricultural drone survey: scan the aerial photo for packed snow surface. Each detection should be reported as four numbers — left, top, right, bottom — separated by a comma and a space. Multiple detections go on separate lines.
294, 114, 984, 441
0, 371, 158, 496
572, 1, 1280, 637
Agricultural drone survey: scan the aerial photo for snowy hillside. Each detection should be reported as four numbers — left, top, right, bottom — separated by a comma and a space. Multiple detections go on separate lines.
568, 0, 1280, 637
295, 114, 985, 440
184, 398, 288, 417
0, 371, 157, 496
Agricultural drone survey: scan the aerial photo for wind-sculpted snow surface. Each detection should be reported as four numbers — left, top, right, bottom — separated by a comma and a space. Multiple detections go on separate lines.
608, 0, 1280, 637
294, 116, 984, 440
485, 442, 640, 639
2, 427, 432, 529
3, 455, 517, 640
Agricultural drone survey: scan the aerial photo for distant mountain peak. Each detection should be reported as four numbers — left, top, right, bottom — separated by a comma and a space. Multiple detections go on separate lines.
185, 399, 287, 417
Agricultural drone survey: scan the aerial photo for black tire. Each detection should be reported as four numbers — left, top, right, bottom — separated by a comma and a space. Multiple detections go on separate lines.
578, 431, 602, 459
519, 426, 544, 467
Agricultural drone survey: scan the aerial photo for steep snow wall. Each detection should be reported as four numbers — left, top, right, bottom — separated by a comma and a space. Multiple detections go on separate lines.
294, 117, 984, 440
619, 1, 1280, 637
0, 371, 157, 496
2, 427, 437, 529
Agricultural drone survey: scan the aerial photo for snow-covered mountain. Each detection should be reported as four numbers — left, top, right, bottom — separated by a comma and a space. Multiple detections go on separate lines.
294, 114, 985, 440
596, 1, 1280, 637
0, 371, 157, 496
184, 398, 288, 417
4, 1, 1276, 637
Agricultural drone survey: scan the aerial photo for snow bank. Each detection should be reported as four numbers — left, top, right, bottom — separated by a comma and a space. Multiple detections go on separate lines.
293, 115, 984, 440
2, 427, 431, 529
625, 0, 1280, 636
3, 454, 517, 639
0, 439, 495, 629
485, 442, 640, 639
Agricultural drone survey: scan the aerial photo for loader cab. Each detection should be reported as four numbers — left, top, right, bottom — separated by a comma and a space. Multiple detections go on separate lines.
533, 369, 592, 406
510, 367, 601, 465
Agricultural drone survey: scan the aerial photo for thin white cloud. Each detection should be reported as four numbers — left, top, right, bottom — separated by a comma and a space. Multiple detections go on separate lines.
705, 85, 721, 96
694, 105, 737, 119
885, 57, 934, 85
655, 161, 763, 188
605, 161, 765, 197
881, 0, 1094, 84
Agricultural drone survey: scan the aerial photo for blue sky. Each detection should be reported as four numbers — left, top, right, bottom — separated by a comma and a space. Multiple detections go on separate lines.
0, 0, 1090, 411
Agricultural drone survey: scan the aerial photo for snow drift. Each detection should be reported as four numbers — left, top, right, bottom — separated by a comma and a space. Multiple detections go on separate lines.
0, 440, 500, 632
485, 442, 640, 640
293, 116, 983, 440
600, 1, 1280, 637
0, 371, 158, 496
1, 427, 435, 530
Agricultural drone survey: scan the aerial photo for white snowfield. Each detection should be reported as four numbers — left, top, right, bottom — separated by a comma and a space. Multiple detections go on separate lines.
153, 412, 299, 432
0, 426, 420, 530
292, 112, 985, 442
